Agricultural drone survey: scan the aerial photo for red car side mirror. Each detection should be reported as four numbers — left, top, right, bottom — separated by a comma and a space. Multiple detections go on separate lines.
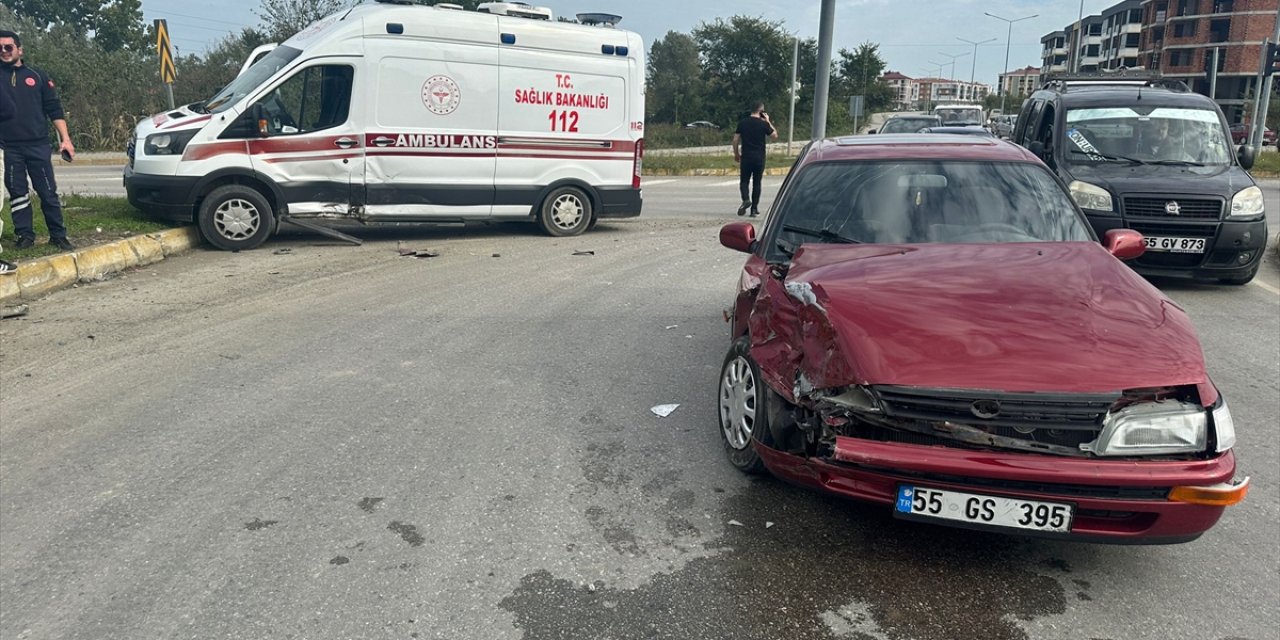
719, 221, 757, 253
1103, 228, 1145, 261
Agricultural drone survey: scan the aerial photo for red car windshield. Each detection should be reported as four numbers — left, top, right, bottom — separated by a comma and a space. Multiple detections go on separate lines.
769, 160, 1091, 257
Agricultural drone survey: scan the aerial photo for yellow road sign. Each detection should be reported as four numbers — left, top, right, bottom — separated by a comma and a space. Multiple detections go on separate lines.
155, 19, 177, 84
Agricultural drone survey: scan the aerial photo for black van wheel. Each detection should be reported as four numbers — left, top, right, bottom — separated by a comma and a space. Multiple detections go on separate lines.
198, 185, 275, 251
537, 186, 592, 237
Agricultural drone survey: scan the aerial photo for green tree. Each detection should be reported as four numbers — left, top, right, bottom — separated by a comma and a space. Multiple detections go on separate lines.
172, 28, 274, 106
646, 31, 706, 125
256, 0, 357, 42
7, 0, 147, 51
693, 16, 797, 127
834, 43, 894, 115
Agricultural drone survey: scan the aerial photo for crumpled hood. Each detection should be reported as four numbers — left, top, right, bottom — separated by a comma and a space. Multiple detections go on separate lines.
748, 242, 1206, 397
1068, 163, 1255, 199
133, 104, 209, 140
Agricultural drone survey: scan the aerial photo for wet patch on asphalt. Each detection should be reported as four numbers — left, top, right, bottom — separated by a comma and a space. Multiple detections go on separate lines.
243, 518, 278, 531
357, 497, 384, 513
388, 521, 425, 547
501, 478, 1069, 640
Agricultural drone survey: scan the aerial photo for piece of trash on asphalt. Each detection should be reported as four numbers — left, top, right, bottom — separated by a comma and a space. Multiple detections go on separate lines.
492, 253, 501, 258
399, 249, 440, 258
572, 250, 595, 256
1, 304, 30, 319
95, 226, 103, 233
765, 522, 775, 529
665, 325, 678, 330
650, 404, 679, 417
728, 520, 744, 527
268, 271, 281, 275
273, 248, 292, 255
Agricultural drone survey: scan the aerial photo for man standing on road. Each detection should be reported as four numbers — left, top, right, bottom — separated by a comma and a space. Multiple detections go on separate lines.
733, 102, 777, 217
0, 30, 75, 252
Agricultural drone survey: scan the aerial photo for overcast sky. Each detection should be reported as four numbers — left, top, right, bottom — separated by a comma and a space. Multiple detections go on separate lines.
140, 0, 1112, 87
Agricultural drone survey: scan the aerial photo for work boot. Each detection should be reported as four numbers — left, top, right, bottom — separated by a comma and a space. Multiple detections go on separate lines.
14, 236, 34, 249
50, 237, 75, 252
736, 201, 750, 216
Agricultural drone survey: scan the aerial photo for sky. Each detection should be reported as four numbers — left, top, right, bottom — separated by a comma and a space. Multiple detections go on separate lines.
139, 0, 1115, 87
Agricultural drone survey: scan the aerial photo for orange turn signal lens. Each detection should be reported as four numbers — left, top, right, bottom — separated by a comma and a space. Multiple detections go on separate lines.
1169, 477, 1250, 506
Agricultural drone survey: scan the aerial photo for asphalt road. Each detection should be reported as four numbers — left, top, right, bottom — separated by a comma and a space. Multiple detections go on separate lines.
1, 178, 1278, 640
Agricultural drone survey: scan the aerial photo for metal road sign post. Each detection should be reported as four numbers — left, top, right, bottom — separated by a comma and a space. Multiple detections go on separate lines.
849, 95, 864, 134
155, 19, 177, 109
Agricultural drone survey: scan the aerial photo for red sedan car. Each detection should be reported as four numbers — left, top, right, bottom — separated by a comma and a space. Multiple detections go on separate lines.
1230, 123, 1276, 145
717, 135, 1247, 544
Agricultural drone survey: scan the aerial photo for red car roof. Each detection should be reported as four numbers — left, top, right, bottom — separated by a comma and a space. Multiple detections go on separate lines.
804, 134, 1043, 165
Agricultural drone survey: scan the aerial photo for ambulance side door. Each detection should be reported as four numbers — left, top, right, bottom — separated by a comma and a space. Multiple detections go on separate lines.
362, 28, 499, 218
244, 60, 363, 216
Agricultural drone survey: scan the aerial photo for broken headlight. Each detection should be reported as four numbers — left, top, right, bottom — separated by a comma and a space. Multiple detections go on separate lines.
144, 129, 198, 156
1083, 400, 1206, 456
1211, 401, 1235, 453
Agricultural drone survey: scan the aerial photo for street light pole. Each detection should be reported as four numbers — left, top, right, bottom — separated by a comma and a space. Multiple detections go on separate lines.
938, 51, 969, 102
788, 36, 798, 154
985, 12, 1039, 115
957, 36, 997, 101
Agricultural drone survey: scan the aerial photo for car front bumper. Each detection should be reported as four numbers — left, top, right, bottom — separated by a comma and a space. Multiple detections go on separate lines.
124, 165, 198, 222
756, 438, 1240, 544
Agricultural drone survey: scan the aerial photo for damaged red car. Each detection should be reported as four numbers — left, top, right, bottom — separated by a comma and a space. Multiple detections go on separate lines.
717, 134, 1247, 544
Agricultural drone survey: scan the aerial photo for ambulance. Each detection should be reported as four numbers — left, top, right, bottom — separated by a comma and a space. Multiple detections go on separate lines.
124, 1, 646, 250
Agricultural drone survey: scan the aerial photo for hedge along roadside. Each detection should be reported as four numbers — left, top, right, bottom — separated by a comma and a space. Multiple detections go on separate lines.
0, 228, 200, 303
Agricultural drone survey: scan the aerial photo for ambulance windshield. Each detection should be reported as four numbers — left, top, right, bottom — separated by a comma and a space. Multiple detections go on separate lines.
201, 46, 303, 114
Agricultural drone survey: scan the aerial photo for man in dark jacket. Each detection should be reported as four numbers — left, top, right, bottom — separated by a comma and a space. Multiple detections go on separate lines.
732, 102, 777, 217
0, 30, 75, 251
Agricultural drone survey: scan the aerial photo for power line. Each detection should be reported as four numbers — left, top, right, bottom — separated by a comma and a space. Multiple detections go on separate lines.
147, 10, 251, 28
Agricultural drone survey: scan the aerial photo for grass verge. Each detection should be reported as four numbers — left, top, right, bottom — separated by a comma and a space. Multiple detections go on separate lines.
2, 195, 178, 262
646, 153, 795, 174
1250, 150, 1280, 176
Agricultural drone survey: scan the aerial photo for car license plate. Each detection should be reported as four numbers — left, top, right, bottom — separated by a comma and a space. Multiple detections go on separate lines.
895, 485, 1073, 533
1143, 236, 1206, 253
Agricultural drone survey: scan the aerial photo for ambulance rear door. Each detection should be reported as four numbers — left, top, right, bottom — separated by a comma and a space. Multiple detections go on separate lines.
494, 19, 633, 216
362, 19, 500, 219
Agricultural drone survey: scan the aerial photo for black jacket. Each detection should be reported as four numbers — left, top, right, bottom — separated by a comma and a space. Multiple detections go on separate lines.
0, 74, 14, 124
0, 65, 65, 147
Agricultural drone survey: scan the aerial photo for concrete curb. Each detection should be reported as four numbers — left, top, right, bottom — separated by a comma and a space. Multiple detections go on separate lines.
0, 227, 201, 303
645, 167, 791, 177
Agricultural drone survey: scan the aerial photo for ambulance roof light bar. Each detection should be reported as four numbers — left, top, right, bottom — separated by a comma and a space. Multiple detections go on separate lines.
577, 13, 623, 27
476, 2, 553, 20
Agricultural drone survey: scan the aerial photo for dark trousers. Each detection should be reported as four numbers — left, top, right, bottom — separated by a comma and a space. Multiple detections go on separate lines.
739, 155, 765, 208
4, 143, 67, 241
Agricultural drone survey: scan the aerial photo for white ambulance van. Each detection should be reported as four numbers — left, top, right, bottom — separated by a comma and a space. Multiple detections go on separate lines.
124, 0, 646, 250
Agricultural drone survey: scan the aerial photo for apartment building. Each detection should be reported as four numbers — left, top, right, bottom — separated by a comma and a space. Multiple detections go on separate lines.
1140, 0, 1279, 122
999, 66, 1043, 98
1039, 0, 1278, 123
878, 73, 990, 110
1042, 31, 1069, 74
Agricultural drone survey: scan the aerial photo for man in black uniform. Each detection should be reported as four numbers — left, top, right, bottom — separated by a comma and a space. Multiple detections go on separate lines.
0, 30, 76, 251
732, 102, 777, 217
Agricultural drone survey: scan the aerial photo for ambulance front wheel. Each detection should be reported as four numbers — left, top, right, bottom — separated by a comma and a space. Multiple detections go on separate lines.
197, 185, 276, 251
538, 186, 593, 237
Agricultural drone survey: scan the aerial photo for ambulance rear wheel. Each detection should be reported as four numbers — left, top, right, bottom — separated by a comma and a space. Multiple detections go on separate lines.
198, 185, 275, 251
538, 187, 592, 237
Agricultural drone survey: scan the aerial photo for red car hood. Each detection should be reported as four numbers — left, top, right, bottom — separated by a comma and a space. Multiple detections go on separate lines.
748, 242, 1206, 396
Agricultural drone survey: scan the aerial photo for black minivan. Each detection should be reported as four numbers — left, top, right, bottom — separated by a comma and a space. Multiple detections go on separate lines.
1013, 78, 1267, 284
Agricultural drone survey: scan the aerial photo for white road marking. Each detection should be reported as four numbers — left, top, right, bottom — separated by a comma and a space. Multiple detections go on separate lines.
642, 179, 675, 186
711, 179, 740, 187
1250, 278, 1280, 296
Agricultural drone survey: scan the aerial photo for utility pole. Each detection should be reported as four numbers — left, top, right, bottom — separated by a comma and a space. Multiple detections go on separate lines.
958, 36, 997, 102
788, 37, 798, 154
1073, 0, 1086, 73
811, 0, 836, 140
986, 12, 1039, 117
1252, 14, 1279, 149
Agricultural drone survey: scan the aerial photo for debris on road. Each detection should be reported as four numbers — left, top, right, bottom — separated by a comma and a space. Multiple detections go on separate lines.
766, 522, 775, 529
273, 248, 292, 255
2, 304, 31, 319
650, 403, 680, 417
573, 250, 595, 256
728, 520, 744, 527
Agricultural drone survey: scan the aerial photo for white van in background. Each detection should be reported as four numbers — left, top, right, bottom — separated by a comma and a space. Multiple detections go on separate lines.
125, 0, 646, 250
